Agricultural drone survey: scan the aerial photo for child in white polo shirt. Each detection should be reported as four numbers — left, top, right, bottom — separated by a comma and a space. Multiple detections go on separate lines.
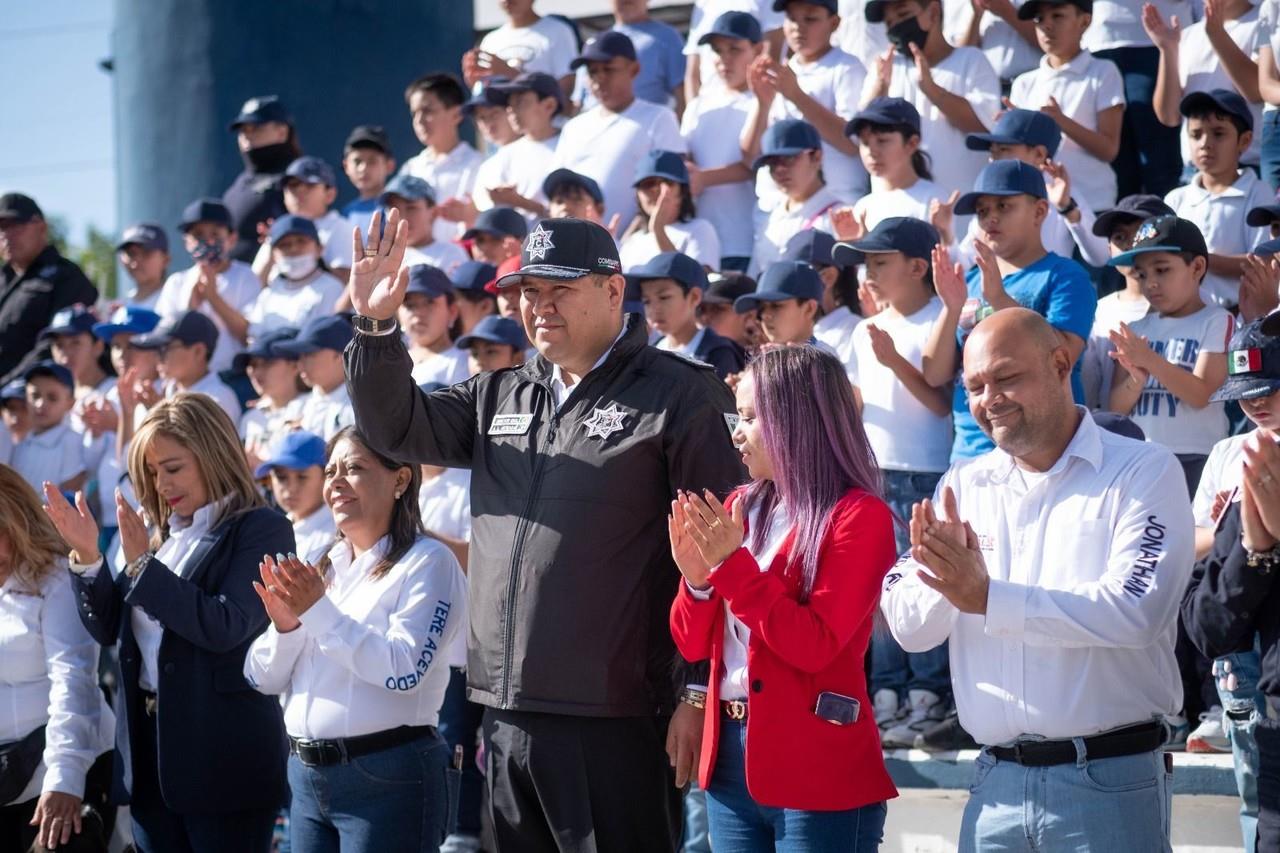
945, 0, 1043, 85
1009, 0, 1126, 211
257, 430, 335, 564
398, 73, 484, 243
253, 155, 353, 285
749, 119, 844, 275
380, 175, 470, 276
481, 72, 565, 224
11, 362, 86, 494
1165, 89, 1273, 308
841, 96, 943, 234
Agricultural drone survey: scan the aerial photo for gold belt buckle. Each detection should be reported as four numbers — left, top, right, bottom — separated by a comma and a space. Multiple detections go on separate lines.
144, 695, 158, 717
722, 700, 747, 721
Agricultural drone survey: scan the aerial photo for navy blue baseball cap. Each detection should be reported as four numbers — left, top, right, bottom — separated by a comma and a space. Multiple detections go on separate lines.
1248, 204, 1280, 227
753, 119, 822, 170
405, 264, 455, 298
131, 310, 219, 353
462, 76, 511, 115
1181, 88, 1254, 132
1092, 194, 1176, 238
774, 0, 837, 10
269, 214, 320, 245
734, 261, 824, 313
1108, 215, 1209, 267
344, 124, 392, 156
463, 207, 529, 241
1092, 411, 1145, 441
489, 72, 567, 115
493, 218, 623, 288
0, 193, 42, 224
570, 30, 638, 70
542, 168, 605, 205
1018, 0, 1093, 20
39, 305, 99, 340
93, 305, 161, 341
451, 260, 499, 294
846, 97, 922, 137
229, 95, 293, 130
782, 229, 837, 266
698, 11, 764, 44
0, 379, 26, 402
965, 109, 1062, 157
23, 360, 73, 390
273, 314, 355, 355
833, 217, 940, 265
702, 273, 757, 305
232, 327, 300, 371
456, 315, 529, 350
254, 430, 327, 478
116, 222, 169, 253
955, 160, 1048, 215
380, 174, 437, 205
284, 156, 337, 188
179, 198, 233, 232
1253, 237, 1280, 257
626, 251, 708, 292
1212, 318, 1280, 402
634, 150, 690, 186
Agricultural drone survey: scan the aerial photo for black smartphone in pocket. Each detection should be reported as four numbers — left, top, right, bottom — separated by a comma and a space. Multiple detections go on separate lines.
814, 691, 861, 726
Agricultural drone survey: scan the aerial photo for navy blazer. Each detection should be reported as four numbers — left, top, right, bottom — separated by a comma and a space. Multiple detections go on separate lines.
71, 505, 294, 814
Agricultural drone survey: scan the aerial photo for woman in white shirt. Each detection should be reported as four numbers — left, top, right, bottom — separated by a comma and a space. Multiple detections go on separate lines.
245, 426, 468, 853
0, 467, 114, 851
619, 150, 723, 271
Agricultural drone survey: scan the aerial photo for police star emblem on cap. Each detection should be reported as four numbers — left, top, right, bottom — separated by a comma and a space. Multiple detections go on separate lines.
525, 223, 556, 262
583, 403, 627, 440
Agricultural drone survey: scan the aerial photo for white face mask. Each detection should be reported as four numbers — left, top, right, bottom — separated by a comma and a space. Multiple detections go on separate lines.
276, 253, 318, 280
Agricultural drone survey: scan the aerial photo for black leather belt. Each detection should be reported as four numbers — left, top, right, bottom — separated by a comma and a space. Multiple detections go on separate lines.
289, 725, 437, 767
989, 721, 1165, 767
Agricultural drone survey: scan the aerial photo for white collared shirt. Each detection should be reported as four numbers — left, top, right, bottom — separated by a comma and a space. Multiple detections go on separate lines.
0, 567, 115, 804
400, 142, 486, 244
169, 370, 241, 425
300, 383, 355, 441
244, 535, 468, 739
682, 86, 757, 257
1166, 169, 1273, 306
1010, 51, 1126, 210
852, 179, 945, 233
294, 507, 338, 565
246, 271, 346, 343
718, 501, 792, 700
549, 326, 627, 410
12, 421, 86, 494
656, 327, 707, 359
943, 0, 1043, 82
473, 134, 560, 226
1084, 0, 1201, 53
155, 261, 261, 374
750, 186, 843, 277
478, 15, 578, 81
240, 394, 307, 457
881, 409, 1195, 745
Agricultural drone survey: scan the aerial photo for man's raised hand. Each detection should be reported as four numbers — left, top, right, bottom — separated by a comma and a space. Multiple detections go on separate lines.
349, 208, 411, 321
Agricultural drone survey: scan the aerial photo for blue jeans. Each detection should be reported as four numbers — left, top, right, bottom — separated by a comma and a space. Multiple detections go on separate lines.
705, 720, 887, 852
288, 730, 458, 853
1094, 46, 1183, 199
437, 668, 485, 838
1263, 111, 1280, 193
683, 781, 712, 852
874, 470, 950, 699
960, 745, 1172, 852
1218, 649, 1265, 853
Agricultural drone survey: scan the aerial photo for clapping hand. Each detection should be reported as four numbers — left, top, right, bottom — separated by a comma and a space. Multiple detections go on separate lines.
1042, 159, 1072, 211
1108, 321, 1156, 380
350, 208, 411, 322
650, 183, 680, 233
254, 553, 327, 619
1242, 436, 1280, 551
252, 554, 304, 632
929, 190, 960, 246
669, 498, 713, 590
910, 486, 990, 614
1240, 254, 1280, 322
79, 397, 117, 437
41, 484, 100, 565
973, 240, 1006, 303
1141, 3, 1181, 51
115, 489, 150, 565
932, 243, 968, 313
831, 205, 869, 242
677, 489, 746, 569
867, 324, 904, 369
1039, 95, 1066, 125
747, 55, 779, 102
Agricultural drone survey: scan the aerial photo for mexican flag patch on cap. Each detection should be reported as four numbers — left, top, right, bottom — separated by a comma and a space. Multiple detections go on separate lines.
1229, 348, 1263, 375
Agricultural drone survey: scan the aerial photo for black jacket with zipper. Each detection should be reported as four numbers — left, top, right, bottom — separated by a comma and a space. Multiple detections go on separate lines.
346, 314, 744, 717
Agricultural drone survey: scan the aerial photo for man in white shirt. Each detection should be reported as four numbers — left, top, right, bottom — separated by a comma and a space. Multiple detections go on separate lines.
554, 31, 687, 229
881, 307, 1193, 850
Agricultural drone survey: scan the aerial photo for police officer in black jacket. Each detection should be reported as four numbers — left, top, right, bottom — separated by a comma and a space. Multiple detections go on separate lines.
0, 193, 98, 386
345, 209, 744, 852
223, 96, 299, 263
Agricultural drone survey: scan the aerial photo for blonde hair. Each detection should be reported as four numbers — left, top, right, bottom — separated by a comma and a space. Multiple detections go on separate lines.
0, 465, 68, 591
128, 393, 264, 547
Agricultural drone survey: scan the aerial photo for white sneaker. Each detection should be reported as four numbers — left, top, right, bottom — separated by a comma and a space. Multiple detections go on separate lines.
881, 689, 946, 749
873, 689, 901, 733
440, 834, 483, 853
1186, 706, 1231, 753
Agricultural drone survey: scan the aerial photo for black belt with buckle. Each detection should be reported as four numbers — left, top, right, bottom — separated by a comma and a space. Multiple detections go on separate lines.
721, 700, 747, 721
289, 724, 437, 768
140, 690, 158, 717
989, 721, 1165, 767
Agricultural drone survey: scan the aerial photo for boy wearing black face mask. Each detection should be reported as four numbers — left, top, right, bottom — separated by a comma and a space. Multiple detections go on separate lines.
154, 199, 261, 376
860, 0, 1002, 205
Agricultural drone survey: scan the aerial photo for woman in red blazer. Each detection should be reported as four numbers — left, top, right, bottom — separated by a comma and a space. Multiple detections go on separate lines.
669, 345, 898, 852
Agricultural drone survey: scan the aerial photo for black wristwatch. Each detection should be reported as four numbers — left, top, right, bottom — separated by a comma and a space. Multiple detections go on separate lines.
351, 314, 399, 336
1057, 197, 1078, 217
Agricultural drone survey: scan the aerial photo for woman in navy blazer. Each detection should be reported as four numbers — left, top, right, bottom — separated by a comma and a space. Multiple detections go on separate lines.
43, 392, 293, 853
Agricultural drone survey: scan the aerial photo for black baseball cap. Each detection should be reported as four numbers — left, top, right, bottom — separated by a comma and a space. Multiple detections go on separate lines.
697, 11, 764, 44
833, 217, 940, 265
626, 251, 708, 292
229, 95, 292, 130
463, 207, 529, 241
131, 310, 219, 353
965, 109, 1062, 157
344, 125, 393, 156
179, 198, 233, 232
1018, 0, 1093, 20
1108, 215, 1208, 267
542, 169, 605, 205
1092, 195, 1176, 238
865, 0, 894, 23
734, 261, 824, 313
0, 193, 42, 223
1212, 318, 1280, 401
955, 160, 1048, 215
450, 260, 498, 294
570, 31, 637, 70
1181, 88, 1254, 132
701, 273, 757, 305
232, 326, 300, 371
846, 97, 922, 138
1247, 204, 1280, 227
456, 315, 528, 350
782, 229, 837, 266
116, 222, 169, 253
493, 218, 622, 288
489, 72, 567, 115
273, 314, 355, 355
405, 264, 455, 298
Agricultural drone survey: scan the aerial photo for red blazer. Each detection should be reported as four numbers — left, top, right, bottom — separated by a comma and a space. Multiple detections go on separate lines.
669, 487, 899, 811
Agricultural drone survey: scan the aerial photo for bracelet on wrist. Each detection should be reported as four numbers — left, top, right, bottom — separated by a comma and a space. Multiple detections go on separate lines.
679, 688, 708, 710
1057, 197, 1078, 217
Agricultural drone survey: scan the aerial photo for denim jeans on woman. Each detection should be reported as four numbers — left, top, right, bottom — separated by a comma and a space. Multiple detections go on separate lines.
1217, 648, 1265, 853
288, 729, 458, 853
704, 720, 887, 852
1263, 111, 1280, 194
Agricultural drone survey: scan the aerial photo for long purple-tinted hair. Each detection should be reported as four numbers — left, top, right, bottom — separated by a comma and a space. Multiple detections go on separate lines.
742, 345, 884, 602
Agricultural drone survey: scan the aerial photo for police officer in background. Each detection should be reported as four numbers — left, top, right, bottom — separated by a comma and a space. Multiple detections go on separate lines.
223, 96, 300, 262
344, 209, 743, 852
0, 192, 98, 386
